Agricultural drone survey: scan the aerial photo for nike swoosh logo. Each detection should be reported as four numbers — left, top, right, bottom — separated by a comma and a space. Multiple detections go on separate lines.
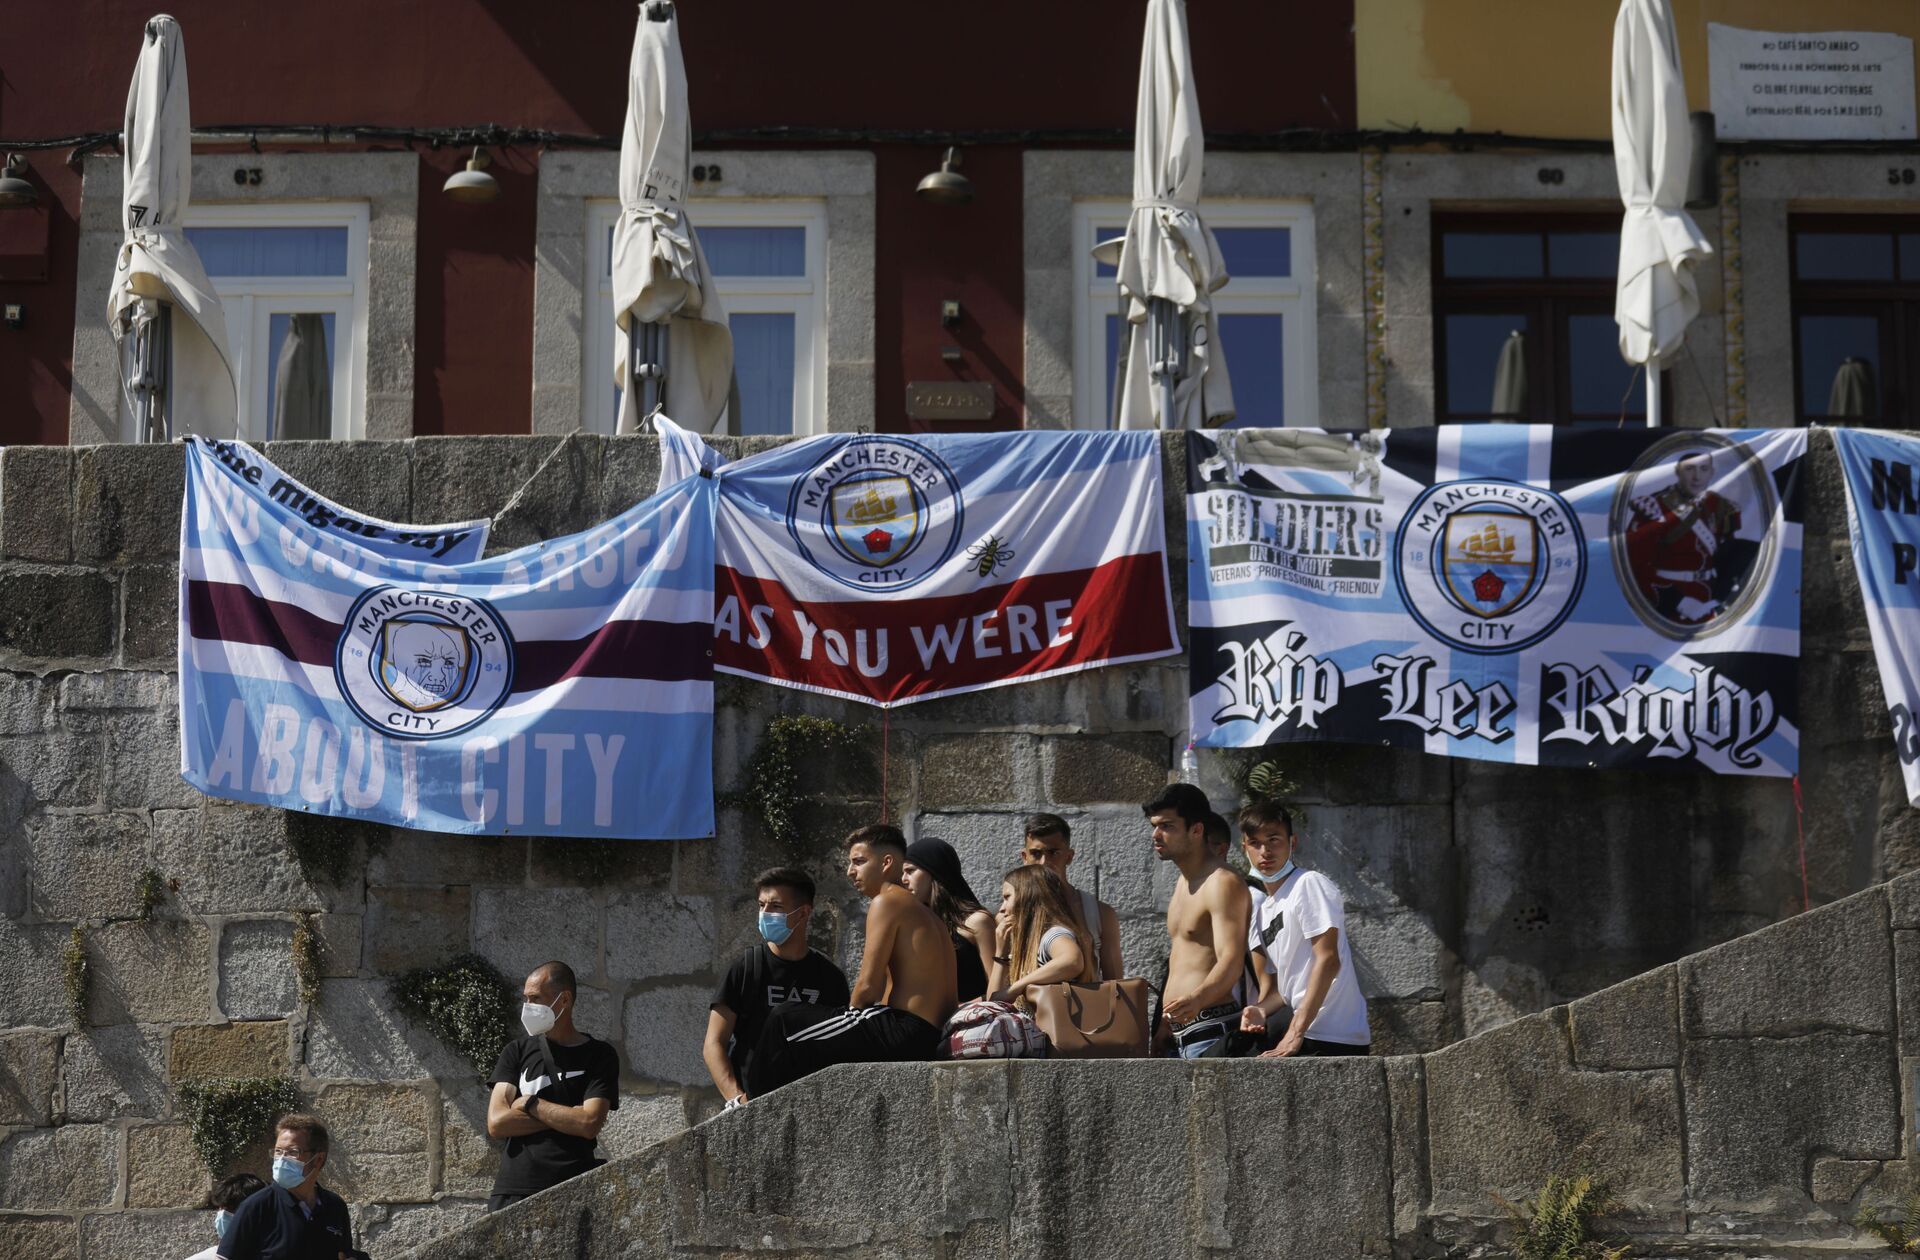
518, 1068, 586, 1096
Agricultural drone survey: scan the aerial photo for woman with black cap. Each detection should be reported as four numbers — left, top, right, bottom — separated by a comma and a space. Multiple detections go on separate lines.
902, 838, 997, 1003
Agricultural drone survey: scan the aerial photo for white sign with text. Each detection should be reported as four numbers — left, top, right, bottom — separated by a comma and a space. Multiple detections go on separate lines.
1709, 23, 1915, 141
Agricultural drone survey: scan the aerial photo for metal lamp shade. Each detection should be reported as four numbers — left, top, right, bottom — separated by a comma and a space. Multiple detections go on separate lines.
916, 149, 973, 205
0, 158, 36, 210
443, 164, 499, 204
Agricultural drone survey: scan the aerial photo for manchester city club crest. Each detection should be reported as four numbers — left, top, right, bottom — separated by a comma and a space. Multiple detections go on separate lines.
787, 437, 963, 592
335, 586, 515, 739
1395, 479, 1586, 655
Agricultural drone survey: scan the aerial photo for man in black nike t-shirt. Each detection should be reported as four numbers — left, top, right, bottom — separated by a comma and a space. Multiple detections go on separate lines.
485, 960, 620, 1212
702, 866, 850, 1107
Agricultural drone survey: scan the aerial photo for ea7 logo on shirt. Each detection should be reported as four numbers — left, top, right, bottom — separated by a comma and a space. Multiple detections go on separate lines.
335, 586, 515, 739
1394, 479, 1586, 655
786, 437, 964, 593
767, 984, 822, 1005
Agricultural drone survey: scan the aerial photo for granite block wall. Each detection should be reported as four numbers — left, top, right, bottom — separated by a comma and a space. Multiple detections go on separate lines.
0, 429, 1911, 1254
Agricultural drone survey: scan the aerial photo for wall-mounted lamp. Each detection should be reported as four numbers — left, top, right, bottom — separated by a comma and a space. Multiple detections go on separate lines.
0, 154, 39, 211
442, 147, 499, 204
916, 147, 973, 206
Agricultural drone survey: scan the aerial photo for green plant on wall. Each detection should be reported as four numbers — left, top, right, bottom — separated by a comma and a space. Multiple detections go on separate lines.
1492, 1173, 1630, 1260
725, 714, 873, 849
63, 925, 89, 1025
135, 867, 166, 921
1858, 1197, 1920, 1252
291, 912, 325, 1008
389, 953, 518, 1073
178, 1076, 299, 1176
286, 813, 384, 886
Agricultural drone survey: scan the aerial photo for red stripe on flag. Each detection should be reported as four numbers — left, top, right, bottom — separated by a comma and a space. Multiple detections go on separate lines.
714, 551, 1175, 704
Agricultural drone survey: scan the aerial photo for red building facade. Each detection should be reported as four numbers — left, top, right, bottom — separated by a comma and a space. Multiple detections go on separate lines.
0, 0, 1357, 445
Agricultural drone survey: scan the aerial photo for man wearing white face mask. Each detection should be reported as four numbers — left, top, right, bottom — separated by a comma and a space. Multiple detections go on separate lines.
703, 866, 849, 1108
187, 1172, 261, 1260
215, 1116, 352, 1259
484, 960, 620, 1212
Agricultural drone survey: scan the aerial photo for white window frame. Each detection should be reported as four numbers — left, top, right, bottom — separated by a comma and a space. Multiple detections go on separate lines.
1070, 199, 1317, 429
583, 198, 829, 435
185, 201, 371, 442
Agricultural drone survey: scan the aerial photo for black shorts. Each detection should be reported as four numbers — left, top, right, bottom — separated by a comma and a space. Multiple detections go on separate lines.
747, 1003, 943, 1096
1296, 1038, 1370, 1057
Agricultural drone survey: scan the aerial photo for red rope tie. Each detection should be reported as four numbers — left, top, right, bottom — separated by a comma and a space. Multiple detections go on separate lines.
1792, 774, 1810, 913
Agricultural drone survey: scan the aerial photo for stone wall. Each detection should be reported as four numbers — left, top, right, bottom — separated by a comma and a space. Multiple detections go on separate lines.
402, 869, 1920, 1260
0, 430, 1911, 1254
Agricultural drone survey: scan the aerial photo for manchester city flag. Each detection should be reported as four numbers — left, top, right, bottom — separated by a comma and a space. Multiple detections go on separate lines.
1187, 426, 1806, 776
179, 437, 716, 838
1832, 427, 1920, 805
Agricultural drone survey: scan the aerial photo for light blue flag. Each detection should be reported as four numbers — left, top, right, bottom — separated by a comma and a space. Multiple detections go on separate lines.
1831, 427, 1920, 803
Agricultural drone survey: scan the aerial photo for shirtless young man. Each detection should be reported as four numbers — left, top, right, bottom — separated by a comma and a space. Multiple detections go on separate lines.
747, 825, 958, 1095
1149, 783, 1252, 1059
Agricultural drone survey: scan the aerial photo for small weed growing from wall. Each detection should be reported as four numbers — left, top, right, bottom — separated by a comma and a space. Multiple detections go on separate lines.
291, 912, 325, 1008
179, 1076, 300, 1175
1858, 1197, 1920, 1252
135, 868, 166, 921
389, 953, 517, 1073
1492, 1173, 1629, 1260
286, 813, 384, 886
726, 715, 872, 848
63, 925, 89, 1025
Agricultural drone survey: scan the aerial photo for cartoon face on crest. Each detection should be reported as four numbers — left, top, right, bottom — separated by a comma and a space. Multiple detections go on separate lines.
376, 615, 474, 713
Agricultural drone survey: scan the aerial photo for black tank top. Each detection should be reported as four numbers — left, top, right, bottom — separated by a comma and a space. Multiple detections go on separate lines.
953, 931, 987, 1002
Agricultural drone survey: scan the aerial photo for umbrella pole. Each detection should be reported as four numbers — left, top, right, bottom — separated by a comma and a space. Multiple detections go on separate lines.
155, 304, 173, 442
657, 321, 670, 421
1647, 365, 1661, 429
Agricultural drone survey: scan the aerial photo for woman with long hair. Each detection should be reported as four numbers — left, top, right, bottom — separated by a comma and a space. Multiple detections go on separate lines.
903, 838, 997, 1002
990, 864, 1095, 1009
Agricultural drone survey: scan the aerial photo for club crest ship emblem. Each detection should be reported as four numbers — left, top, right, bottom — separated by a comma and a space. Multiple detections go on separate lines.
335, 587, 514, 740
787, 437, 964, 593
1441, 510, 1539, 620
1394, 479, 1586, 656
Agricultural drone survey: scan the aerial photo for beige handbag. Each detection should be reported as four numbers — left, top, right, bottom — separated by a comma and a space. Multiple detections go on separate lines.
1028, 978, 1151, 1059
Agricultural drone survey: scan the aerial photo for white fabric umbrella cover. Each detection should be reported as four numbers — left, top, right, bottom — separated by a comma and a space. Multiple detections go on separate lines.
612, 1, 731, 434
108, 14, 236, 438
1094, 0, 1234, 429
1611, 0, 1711, 372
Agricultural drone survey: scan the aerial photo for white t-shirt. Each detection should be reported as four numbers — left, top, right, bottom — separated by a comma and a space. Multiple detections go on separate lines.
1038, 924, 1078, 965
1250, 869, 1370, 1046
184, 1246, 220, 1260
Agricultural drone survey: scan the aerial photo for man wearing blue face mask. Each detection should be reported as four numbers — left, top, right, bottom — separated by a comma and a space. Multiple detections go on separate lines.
215, 1116, 352, 1259
186, 1171, 261, 1260
484, 960, 620, 1212
702, 866, 849, 1108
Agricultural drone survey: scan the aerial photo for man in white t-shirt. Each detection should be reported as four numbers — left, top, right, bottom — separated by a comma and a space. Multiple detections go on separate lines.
1235, 800, 1371, 1057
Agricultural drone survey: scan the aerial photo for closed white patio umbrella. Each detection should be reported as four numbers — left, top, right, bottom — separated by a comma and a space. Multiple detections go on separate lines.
107, 14, 235, 442
1611, 0, 1711, 428
612, 0, 731, 434
1094, 0, 1234, 430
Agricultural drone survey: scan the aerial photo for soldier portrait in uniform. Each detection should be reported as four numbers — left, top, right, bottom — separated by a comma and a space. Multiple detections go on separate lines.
1615, 444, 1767, 633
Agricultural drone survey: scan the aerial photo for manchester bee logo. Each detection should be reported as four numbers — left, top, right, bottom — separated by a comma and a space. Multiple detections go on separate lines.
965, 534, 1016, 579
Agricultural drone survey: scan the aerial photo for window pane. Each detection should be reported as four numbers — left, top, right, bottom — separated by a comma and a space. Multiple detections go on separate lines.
701, 227, 807, 277
1215, 314, 1285, 425
266, 312, 335, 442
1215, 228, 1292, 279
1901, 233, 1920, 280
187, 226, 349, 278
1548, 232, 1618, 278
1796, 232, 1895, 281
1094, 228, 1126, 279
1444, 313, 1530, 416
1442, 233, 1543, 279
1798, 314, 1883, 417
732, 312, 796, 435
1567, 313, 1642, 418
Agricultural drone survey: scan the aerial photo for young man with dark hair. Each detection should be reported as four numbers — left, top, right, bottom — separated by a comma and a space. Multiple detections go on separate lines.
216, 1115, 352, 1259
747, 825, 957, 1096
1021, 812, 1124, 980
1148, 783, 1251, 1060
188, 1172, 263, 1260
1236, 801, 1371, 1057
704, 866, 850, 1108
484, 960, 621, 1212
